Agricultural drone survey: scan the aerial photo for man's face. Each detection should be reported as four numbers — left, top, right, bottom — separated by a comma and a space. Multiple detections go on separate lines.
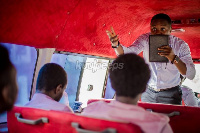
54, 84, 67, 102
150, 19, 171, 35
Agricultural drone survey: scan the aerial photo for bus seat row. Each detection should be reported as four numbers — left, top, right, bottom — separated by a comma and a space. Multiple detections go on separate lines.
7, 106, 142, 133
87, 99, 200, 133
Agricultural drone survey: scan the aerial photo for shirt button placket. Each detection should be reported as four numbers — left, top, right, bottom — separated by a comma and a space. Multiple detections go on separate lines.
157, 64, 161, 87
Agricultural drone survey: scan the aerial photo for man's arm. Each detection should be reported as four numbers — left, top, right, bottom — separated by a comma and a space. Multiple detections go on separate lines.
106, 27, 124, 55
106, 27, 147, 56
158, 44, 196, 80
173, 58, 187, 75
181, 86, 199, 107
158, 45, 187, 75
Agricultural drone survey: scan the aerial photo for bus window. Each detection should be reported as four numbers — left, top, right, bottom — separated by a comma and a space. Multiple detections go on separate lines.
182, 64, 200, 93
0, 43, 37, 123
104, 76, 115, 99
51, 52, 112, 108
78, 57, 109, 107
51, 53, 87, 108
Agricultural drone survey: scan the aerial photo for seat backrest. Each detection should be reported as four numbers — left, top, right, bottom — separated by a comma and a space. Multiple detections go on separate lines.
87, 99, 200, 133
137, 102, 200, 133
7, 106, 142, 133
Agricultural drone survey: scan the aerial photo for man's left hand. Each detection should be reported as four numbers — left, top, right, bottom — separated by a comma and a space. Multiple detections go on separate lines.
158, 45, 175, 62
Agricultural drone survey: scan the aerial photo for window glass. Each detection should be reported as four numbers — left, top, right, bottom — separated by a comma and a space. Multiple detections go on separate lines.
182, 64, 200, 93
78, 57, 109, 107
51, 53, 112, 108
0, 43, 37, 123
51, 53, 87, 108
104, 76, 115, 99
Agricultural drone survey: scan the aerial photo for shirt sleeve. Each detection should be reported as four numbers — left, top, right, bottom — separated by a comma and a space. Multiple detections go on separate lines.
122, 33, 148, 55
181, 86, 199, 107
64, 106, 74, 113
178, 40, 196, 80
161, 123, 173, 133
81, 102, 100, 116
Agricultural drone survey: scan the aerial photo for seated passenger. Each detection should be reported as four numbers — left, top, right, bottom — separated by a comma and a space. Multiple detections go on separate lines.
181, 85, 200, 106
82, 53, 172, 133
0, 45, 18, 114
180, 75, 200, 107
25, 63, 73, 112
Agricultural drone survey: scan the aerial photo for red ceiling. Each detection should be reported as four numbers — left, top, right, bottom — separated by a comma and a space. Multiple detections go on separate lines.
0, 0, 200, 58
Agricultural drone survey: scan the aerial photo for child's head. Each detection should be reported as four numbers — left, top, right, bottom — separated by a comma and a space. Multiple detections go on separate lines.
150, 13, 172, 35
109, 53, 150, 99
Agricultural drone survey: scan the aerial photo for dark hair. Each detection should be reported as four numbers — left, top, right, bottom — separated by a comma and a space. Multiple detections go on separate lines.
0, 44, 17, 113
151, 13, 172, 26
36, 63, 67, 92
109, 53, 150, 98
0, 45, 13, 92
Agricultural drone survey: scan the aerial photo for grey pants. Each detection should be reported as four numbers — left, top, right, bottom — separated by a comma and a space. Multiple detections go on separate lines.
141, 86, 182, 105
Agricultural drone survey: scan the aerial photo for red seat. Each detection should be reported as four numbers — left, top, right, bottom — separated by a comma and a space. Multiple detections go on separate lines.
87, 99, 200, 133
7, 106, 142, 133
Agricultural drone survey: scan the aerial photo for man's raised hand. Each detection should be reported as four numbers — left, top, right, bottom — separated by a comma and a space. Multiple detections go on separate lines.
106, 27, 119, 46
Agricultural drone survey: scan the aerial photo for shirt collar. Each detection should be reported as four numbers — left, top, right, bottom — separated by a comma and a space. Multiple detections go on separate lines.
32, 93, 54, 101
109, 100, 145, 111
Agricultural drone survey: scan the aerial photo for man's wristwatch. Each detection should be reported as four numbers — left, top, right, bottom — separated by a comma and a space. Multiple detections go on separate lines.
111, 41, 120, 48
171, 55, 180, 64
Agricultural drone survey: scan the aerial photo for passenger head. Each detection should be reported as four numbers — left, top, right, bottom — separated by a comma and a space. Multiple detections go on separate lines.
36, 63, 67, 101
150, 13, 172, 35
109, 53, 150, 99
0, 45, 18, 114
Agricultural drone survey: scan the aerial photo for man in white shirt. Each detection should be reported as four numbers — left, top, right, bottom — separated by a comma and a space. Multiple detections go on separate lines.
106, 13, 196, 105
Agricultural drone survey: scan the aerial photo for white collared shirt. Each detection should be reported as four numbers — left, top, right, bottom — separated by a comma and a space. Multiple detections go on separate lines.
122, 33, 196, 89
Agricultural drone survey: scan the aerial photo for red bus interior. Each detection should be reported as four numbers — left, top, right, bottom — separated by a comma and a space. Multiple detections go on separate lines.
1, 0, 200, 132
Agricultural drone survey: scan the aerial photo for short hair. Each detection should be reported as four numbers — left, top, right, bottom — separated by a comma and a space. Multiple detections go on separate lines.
36, 63, 67, 92
0, 45, 17, 113
151, 13, 172, 26
0, 45, 13, 92
109, 53, 151, 98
